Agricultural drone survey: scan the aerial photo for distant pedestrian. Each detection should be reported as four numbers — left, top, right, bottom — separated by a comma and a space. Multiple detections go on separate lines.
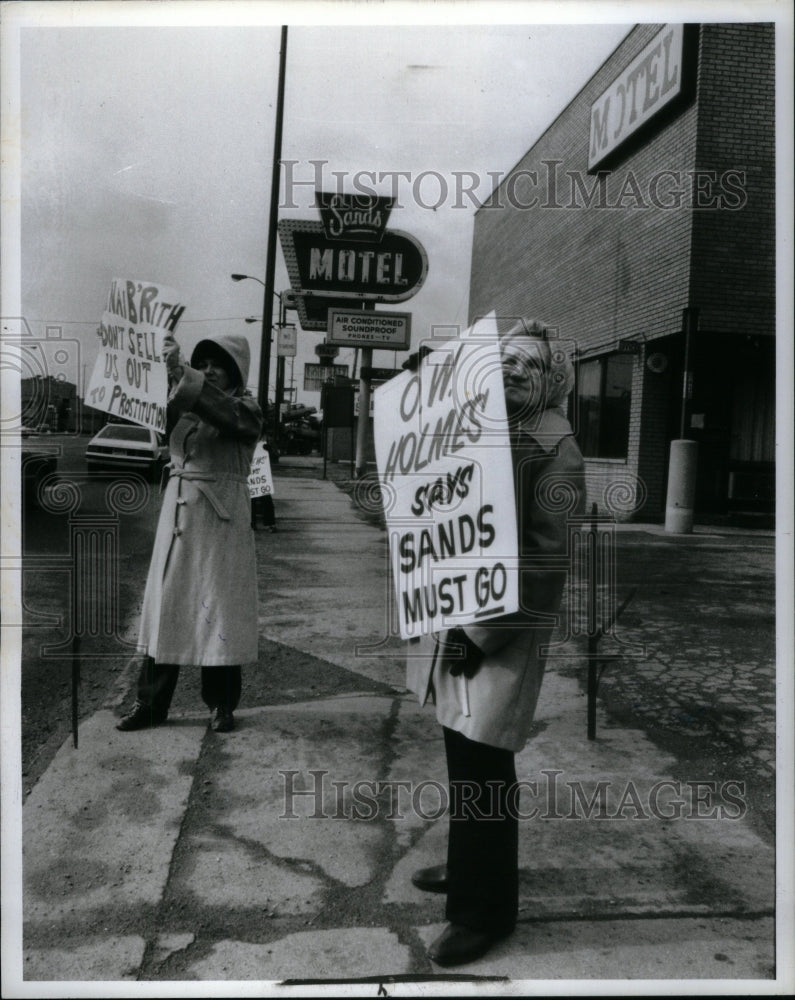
116, 332, 262, 735
251, 434, 277, 532
407, 318, 586, 966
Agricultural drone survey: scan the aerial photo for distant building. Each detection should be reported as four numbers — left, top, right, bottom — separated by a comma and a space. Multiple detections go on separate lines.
79, 401, 113, 434
21, 376, 78, 432
469, 23, 774, 521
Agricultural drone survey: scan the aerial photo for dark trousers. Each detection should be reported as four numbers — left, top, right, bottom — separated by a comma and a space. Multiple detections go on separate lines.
135, 657, 242, 717
443, 726, 519, 933
251, 494, 275, 527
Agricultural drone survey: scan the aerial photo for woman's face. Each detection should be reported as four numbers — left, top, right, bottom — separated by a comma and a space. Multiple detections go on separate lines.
195, 356, 232, 392
500, 335, 547, 417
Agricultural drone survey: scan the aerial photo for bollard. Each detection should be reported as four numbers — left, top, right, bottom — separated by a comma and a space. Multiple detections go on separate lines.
665, 439, 698, 533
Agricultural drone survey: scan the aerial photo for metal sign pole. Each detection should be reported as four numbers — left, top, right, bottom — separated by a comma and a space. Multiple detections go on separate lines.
355, 347, 372, 478
349, 390, 355, 479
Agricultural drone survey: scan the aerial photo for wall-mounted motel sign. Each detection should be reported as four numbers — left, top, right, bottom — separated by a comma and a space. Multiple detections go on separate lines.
278, 219, 428, 303
588, 23, 691, 170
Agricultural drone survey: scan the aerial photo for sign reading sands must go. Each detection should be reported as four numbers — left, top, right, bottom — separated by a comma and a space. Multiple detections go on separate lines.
373, 313, 519, 639
248, 442, 274, 498
279, 219, 428, 303
589, 23, 687, 170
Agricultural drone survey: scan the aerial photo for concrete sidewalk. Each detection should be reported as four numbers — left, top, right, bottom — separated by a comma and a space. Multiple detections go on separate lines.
18, 468, 779, 989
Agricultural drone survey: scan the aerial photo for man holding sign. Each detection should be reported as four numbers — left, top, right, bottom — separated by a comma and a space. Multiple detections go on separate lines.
375, 316, 585, 966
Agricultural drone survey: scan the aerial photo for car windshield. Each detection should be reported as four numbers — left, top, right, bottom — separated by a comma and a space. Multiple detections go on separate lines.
97, 425, 150, 442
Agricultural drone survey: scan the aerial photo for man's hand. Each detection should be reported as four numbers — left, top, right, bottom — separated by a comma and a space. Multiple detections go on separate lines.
444, 627, 485, 679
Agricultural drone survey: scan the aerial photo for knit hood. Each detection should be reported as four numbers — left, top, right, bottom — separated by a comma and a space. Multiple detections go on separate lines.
500, 317, 575, 418
191, 334, 251, 392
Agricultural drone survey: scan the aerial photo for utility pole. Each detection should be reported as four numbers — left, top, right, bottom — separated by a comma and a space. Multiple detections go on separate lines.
258, 25, 288, 416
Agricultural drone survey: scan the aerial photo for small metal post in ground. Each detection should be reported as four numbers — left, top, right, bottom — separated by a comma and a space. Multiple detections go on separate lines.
71, 635, 80, 748
585, 502, 637, 740
587, 503, 599, 740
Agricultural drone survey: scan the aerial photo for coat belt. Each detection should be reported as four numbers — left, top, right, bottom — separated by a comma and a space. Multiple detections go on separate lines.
165, 464, 249, 521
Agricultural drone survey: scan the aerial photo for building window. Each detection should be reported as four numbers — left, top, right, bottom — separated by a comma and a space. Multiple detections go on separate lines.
574, 353, 633, 459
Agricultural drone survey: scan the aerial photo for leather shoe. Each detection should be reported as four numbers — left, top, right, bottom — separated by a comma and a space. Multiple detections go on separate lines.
428, 923, 513, 967
116, 702, 166, 731
411, 863, 449, 894
211, 707, 235, 733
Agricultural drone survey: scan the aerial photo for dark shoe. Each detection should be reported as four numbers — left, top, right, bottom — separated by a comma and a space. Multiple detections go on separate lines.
428, 923, 513, 967
211, 707, 235, 733
116, 701, 166, 731
411, 863, 449, 894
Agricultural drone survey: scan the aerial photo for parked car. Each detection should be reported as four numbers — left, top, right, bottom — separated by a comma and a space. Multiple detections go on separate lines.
86, 423, 169, 479
277, 404, 321, 456
21, 428, 59, 510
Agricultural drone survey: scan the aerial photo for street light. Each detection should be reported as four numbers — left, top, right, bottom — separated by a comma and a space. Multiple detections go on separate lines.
231, 273, 263, 285
231, 273, 271, 416
231, 272, 279, 441
231, 275, 297, 447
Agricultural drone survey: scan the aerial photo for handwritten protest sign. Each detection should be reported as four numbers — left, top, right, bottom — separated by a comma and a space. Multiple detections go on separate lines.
86, 279, 185, 433
248, 443, 274, 498
373, 313, 518, 638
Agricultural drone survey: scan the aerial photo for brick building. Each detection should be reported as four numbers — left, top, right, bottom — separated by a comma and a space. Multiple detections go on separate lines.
469, 23, 775, 521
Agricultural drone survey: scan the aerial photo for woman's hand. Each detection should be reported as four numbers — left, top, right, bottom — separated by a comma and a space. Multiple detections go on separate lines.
443, 627, 485, 679
163, 334, 184, 384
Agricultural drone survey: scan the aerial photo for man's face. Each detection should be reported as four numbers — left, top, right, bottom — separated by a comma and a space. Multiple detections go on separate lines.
500, 335, 547, 417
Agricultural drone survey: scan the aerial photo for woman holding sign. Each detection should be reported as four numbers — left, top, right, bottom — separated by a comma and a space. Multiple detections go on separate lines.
117, 332, 262, 734
408, 318, 585, 966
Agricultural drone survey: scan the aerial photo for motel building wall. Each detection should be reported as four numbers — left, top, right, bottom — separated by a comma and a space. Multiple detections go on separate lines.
468, 23, 774, 523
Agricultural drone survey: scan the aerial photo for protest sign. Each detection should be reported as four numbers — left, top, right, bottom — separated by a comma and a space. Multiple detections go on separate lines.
86, 279, 185, 433
248, 443, 274, 498
373, 313, 518, 638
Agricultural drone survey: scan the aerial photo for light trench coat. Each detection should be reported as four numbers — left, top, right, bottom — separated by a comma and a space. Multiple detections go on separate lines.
406, 408, 586, 752
138, 334, 262, 666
